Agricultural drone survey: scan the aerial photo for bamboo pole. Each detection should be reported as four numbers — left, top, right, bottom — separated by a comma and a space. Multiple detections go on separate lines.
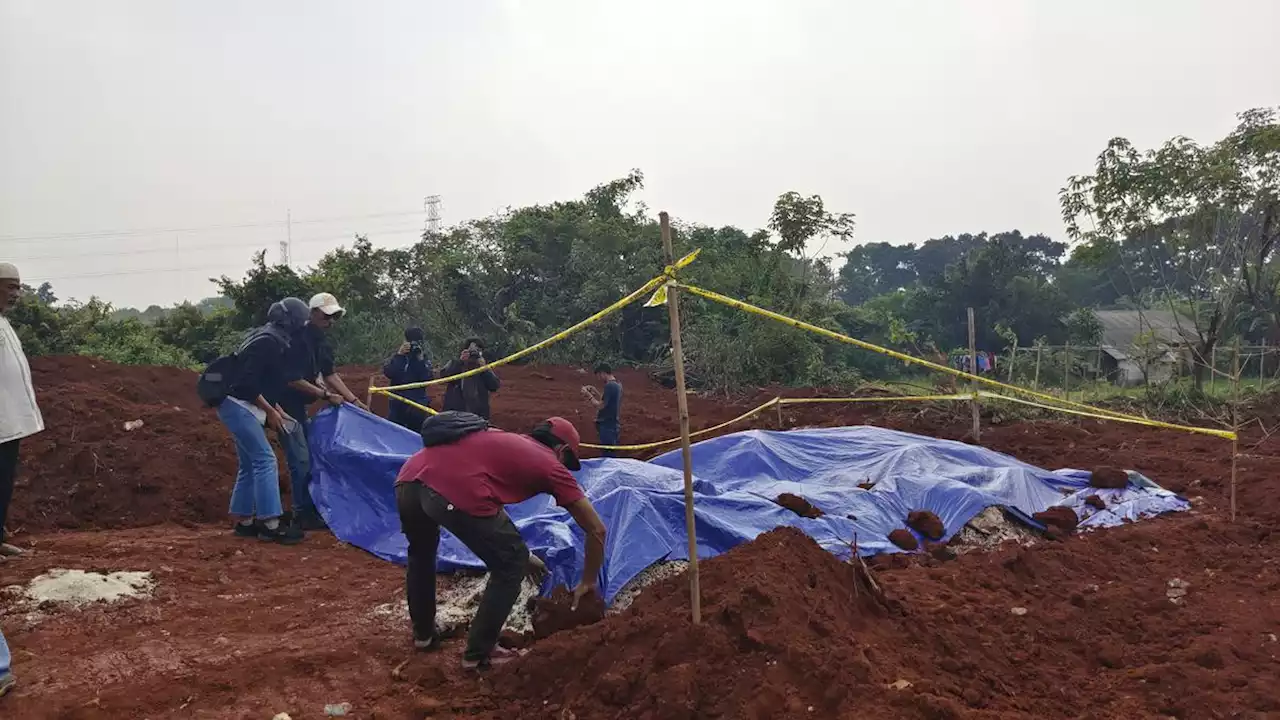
1231, 340, 1241, 523
1261, 339, 1267, 388
660, 211, 701, 624
1033, 346, 1042, 390
967, 308, 980, 442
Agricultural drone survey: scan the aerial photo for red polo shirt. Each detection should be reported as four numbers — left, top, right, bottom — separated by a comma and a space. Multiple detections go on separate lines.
395, 429, 585, 516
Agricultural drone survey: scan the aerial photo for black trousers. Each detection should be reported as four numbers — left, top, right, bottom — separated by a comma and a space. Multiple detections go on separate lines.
0, 440, 20, 546
395, 482, 529, 661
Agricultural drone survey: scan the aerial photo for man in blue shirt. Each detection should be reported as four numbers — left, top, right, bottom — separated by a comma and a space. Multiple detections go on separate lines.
383, 327, 434, 433
583, 363, 623, 456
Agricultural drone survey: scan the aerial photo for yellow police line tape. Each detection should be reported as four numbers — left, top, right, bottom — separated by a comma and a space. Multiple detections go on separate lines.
976, 391, 1237, 440
369, 250, 701, 394
674, 282, 1236, 441
372, 390, 974, 452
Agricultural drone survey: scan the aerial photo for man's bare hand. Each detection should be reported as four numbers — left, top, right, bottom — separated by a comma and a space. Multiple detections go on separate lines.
570, 580, 598, 611
526, 554, 547, 582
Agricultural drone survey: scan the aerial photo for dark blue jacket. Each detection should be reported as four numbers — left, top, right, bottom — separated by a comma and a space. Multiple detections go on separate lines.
383, 351, 434, 406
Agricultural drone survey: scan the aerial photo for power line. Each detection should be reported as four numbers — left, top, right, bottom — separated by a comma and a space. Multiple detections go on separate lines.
21, 227, 428, 284
0, 208, 425, 245
7, 225, 427, 263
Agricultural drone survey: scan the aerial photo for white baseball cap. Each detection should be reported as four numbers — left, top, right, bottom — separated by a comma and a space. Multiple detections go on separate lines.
0, 263, 19, 281
309, 292, 344, 316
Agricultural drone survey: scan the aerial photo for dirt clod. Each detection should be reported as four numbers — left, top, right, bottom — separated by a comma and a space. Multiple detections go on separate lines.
1090, 466, 1129, 489
531, 586, 606, 640
888, 529, 919, 551
906, 510, 945, 541
775, 493, 824, 518
1032, 506, 1079, 535
1085, 495, 1107, 510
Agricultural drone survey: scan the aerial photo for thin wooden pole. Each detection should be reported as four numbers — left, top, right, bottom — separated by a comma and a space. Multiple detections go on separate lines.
775, 400, 783, 429
660, 211, 701, 624
1063, 343, 1071, 400
1007, 346, 1016, 383
1210, 346, 1218, 394
1033, 346, 1042, 390
1261, 339, 1267, 388
1231, 340, 1241, 523
967, 308, 980, 442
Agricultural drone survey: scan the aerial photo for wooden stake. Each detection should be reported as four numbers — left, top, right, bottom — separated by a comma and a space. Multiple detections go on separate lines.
1210, 346, 1218, 393
967, 307, 980, 442
1033, 346, 1042, 390
776, 400, 783, 429
1063, 343, 1071, 400
660, 211, 701, 624
1261, 339, 1267, 388
1231, 340, 1241, 523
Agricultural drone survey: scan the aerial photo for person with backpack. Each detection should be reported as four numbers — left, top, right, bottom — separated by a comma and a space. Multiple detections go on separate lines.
382, 327, 434, 433
395, 413, 607, 669
202, 297, 311, 544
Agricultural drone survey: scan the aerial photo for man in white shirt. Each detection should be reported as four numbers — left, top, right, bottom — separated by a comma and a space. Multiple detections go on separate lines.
0, 262, 43, 559
0, 262, 41, 699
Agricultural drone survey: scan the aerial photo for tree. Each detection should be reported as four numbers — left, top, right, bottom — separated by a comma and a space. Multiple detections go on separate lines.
1061, 107, 1280, 388
837, 242, 917, 304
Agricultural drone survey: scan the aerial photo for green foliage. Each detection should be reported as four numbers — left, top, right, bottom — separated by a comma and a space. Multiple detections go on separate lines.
1064, 308, 1103, 345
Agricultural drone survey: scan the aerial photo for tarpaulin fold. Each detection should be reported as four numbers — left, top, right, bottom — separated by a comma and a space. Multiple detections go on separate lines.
310, 406, 1187, 603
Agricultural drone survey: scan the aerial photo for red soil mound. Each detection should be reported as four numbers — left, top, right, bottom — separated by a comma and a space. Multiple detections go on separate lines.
906, 510, 945, 541
888, 528, 919, 551
1085, 495, 1106, 511
493, 528, 906, 718
775, 492, 824, 518
11, 356, 240, 533
1090, 466, 1129, 489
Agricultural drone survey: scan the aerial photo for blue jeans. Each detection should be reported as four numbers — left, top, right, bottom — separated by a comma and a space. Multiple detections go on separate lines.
218, 400, 284, 520
596, 422, 620, 457
279, 409, 314, 516
0, 623, 10, 677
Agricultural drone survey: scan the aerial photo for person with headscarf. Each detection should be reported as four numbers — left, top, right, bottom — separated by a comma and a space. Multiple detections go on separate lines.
218, 297, 310, 544
382, 327, 434, 433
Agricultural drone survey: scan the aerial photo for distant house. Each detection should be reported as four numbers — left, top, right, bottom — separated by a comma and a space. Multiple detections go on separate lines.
1095, 310, 1195, 386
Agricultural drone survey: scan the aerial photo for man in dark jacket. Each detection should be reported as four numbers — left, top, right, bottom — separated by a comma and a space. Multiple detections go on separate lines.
383, 327, 434, 433
441, 337, 500, 420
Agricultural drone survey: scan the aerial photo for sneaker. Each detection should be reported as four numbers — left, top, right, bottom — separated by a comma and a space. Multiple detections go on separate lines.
413, 634, 440, 652
0, 672, 15, 698
294, 512, 329, 532
0, 544, 23, 558
232, 522, 258, 538
257, 523, 304, 545
461, 646, 521, 670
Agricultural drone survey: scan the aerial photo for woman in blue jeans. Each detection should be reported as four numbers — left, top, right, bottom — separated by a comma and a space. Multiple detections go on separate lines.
217, 297, 310, 545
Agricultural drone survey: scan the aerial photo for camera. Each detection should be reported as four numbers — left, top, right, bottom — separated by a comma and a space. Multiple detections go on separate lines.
467, 348, 482, 361
408, 340, 423, 356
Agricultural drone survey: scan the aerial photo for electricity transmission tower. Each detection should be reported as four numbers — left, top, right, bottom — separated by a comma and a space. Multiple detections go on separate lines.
425, 195, 442, 234
279, 209, 292, 266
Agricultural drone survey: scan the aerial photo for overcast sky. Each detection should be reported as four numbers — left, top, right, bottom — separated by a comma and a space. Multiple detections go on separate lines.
1, 0, 1276, 308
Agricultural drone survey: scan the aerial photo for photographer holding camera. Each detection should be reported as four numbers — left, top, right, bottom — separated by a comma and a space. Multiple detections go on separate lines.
441, 337, 501, 420
383, 327, 435, 433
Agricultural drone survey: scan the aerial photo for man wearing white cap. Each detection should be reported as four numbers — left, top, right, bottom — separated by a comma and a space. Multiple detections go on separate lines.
272, 292, 366, 529
0, 262, 41, 697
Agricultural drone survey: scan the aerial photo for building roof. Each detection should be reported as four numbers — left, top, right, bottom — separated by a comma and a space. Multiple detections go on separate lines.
1094, 310, 1196, 351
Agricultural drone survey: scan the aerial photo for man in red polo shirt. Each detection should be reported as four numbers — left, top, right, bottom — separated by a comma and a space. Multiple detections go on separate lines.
395, 414, 608, 669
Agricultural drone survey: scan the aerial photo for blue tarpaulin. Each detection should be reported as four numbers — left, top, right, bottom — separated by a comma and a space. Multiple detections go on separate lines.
309, 406, 1188, 603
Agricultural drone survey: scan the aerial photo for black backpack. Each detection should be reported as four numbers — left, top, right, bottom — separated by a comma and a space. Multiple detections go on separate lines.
195, 328, 281, 407
419, 411, 489, 447
196, 353, 241, 407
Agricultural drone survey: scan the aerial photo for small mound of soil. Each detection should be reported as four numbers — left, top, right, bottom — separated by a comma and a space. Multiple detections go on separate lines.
857, 482, 876, 491
1084, 495, 1106, 511
496, 528, 895, 718
1033, 506, 1080, 535
888, 529, 919, 551
906, 510, 945, 541
1090, 466, 1129, 489
531, 586, 606, 640
775, 493, 824, 518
